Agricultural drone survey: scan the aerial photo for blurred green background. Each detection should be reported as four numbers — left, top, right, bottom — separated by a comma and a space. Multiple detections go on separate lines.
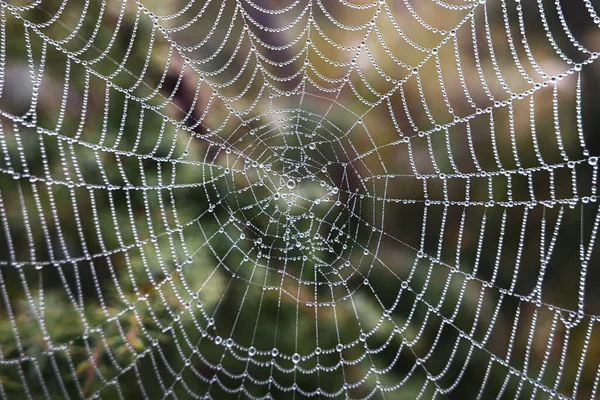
1, 0, 600, 398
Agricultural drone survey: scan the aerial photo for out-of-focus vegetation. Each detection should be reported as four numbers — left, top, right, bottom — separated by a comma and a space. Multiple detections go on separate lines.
1, 0, 600, 398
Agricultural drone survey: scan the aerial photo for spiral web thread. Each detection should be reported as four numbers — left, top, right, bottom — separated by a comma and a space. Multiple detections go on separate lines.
1, 0, 600, 398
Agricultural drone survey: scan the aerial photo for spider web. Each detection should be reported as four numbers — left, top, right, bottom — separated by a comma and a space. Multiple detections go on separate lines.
0, 0, 600, 398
